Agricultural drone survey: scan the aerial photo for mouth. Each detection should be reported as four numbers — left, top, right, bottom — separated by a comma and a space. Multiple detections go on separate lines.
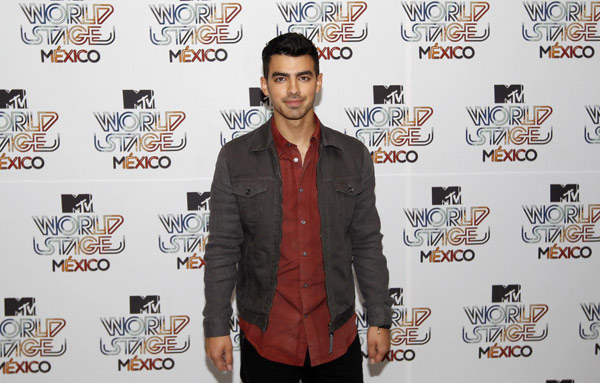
284, 98, 304, 107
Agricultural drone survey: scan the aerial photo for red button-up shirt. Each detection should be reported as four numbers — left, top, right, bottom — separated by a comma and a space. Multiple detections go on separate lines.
239, 118, 357, 366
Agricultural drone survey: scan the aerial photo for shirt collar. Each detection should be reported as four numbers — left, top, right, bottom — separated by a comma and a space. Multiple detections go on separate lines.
271, 115, 321, 154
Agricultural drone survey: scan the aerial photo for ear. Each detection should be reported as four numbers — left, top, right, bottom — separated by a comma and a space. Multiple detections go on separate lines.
260, 77, 269, 97
316, 73, 323, 93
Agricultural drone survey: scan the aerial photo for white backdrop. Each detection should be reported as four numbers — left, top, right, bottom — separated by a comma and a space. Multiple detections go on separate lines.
1, 1, 599, 382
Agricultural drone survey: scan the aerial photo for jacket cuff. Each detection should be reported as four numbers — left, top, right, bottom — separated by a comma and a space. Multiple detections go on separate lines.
203, 317, 231, 338
367, 304, 392, 327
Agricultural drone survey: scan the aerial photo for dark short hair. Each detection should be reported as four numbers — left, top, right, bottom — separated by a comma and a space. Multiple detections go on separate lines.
262, 33, 319, 78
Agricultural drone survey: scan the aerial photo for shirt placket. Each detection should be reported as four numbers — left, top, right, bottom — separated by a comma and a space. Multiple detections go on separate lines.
297, 143, 314, 324
279, 136, 322, 364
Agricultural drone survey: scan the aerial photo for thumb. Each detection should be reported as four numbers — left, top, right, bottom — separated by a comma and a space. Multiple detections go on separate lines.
224, 344, 233, 371
367, 337, 377, 365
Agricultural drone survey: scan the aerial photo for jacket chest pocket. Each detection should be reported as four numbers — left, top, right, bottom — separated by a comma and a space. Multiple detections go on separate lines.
332, 177, 361, 227
232, 180, 267, 225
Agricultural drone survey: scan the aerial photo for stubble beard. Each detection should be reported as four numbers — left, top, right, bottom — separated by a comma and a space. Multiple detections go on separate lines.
274, 97, 314, 121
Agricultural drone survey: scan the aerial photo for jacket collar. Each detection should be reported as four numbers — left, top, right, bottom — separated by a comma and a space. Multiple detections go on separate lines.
248, 117, 342, 152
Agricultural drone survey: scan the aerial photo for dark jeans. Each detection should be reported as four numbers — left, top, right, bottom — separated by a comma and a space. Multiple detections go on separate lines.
240, 334, 363, 383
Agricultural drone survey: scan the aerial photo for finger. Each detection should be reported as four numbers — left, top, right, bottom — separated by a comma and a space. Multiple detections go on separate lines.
209, 354, 221, 370
209, 348, 227, 371
375, 339, 389, 363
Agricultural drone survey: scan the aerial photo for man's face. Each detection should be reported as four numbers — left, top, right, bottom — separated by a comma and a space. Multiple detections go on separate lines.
260, 54, 322, 122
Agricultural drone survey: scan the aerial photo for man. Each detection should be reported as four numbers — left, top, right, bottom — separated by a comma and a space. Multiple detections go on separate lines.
203, 33, 392, 382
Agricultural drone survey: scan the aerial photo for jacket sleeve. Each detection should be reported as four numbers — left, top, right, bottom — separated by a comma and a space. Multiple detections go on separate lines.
202, 147, 244, 337
350, 145, 393, 327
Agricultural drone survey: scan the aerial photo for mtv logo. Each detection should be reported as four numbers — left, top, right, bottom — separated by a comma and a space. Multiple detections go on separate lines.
0, 89, 28, 109
229, 315, 240, 333
249, 88, 270, 107
373, 85, 404, 104
494, 85, 524, 104
546, 380, 575, 383
491, 285, 521, 303
123, 90, 155, 109
431, 187, 462, 205
4, 298, 36, 316
187, 192, 211, 210
550, 184, 579, 203
389, 288, 404, 306
130, 295, 161, 314
61, 194, 93, 213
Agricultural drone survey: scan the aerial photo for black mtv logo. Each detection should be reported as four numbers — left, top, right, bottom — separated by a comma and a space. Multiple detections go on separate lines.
547, 380, 574, 383
123, 90, 155, 109
187, 192, 211, 211
249, 88, 270, 107
491, 285, 521, 303
130, 296, 160, 314
4, 298, 36, 316
389, 288, 404, 306
494, 85, 524, 104
0, 89, 28, 109
61, 194, 93, 213
373, 85, 404, 104
550, 184, 579, 203
432, 187, 461, 205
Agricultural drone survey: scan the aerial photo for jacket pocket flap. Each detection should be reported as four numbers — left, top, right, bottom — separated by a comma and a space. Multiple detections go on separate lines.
333, 178, 361, 196
232, 180, 267, 198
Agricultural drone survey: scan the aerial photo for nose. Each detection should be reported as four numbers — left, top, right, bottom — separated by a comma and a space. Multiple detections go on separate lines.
288, 78, 300, 95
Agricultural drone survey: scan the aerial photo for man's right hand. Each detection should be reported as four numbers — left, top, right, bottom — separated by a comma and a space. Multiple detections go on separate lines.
205, 335, 233, 371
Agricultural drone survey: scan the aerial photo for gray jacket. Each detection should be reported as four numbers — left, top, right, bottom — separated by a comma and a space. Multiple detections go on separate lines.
203, 119, 392, 338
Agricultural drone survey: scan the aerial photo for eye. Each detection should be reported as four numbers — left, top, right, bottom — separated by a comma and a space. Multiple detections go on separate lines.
274, 77, 285, 83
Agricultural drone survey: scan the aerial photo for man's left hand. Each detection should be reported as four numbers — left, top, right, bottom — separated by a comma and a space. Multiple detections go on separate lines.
366, 326, 391, 364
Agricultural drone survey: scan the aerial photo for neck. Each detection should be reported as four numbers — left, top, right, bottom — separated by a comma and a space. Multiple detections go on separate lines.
273, 112, 316, 147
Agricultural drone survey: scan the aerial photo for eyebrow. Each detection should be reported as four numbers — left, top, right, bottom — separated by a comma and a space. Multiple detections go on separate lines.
270, 70, 314, 78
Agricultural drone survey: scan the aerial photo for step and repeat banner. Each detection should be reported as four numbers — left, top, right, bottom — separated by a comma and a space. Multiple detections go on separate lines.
1, 1, 599, 382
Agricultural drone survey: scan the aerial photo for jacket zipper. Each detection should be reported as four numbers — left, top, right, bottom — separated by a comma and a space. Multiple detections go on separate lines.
329, 323, 334, 354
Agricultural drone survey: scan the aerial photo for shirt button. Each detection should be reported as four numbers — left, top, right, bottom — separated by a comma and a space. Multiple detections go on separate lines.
299, 188, 304, 193
293, 157, 299, 163
303, 283, 309, 288
301, 220, 306, 225
304, 314, 308, 318
302, 251, 307, 256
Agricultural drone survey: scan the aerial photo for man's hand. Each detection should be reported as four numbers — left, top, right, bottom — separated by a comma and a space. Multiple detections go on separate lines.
367, 326, 391, 365
205, 335, 233, 371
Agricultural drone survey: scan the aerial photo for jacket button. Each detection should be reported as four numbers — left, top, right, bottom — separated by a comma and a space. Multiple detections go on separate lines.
348, 185, 354, 193
245, 188, 251, 195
